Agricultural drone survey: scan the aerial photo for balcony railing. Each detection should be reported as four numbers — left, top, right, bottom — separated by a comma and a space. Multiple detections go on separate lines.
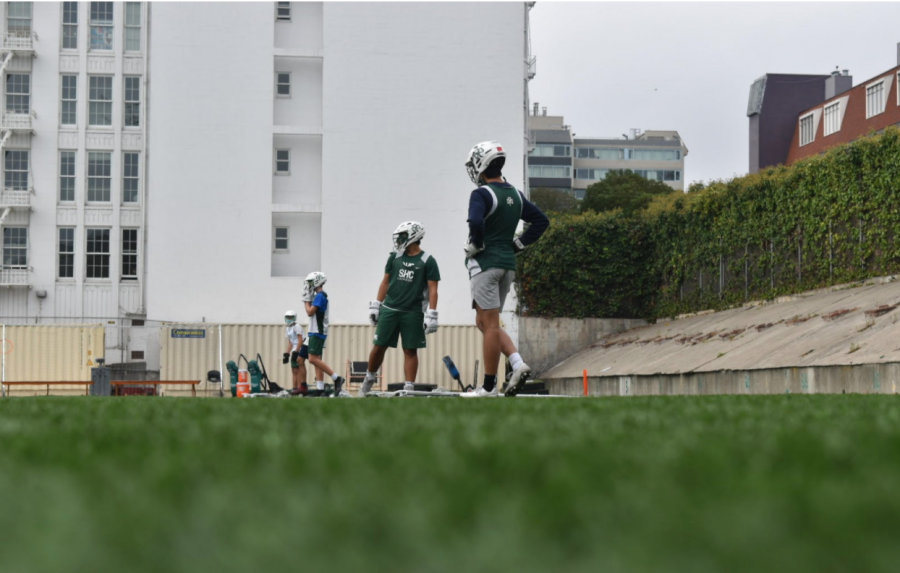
1, 113, 32, 131
0, 267, 28, 286
0, 189, 31, 208
2, 32, 34, 52
527, 56, 537, 80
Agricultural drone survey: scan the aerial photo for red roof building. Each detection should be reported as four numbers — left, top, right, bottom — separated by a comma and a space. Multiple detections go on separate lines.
787, 64, 900, 165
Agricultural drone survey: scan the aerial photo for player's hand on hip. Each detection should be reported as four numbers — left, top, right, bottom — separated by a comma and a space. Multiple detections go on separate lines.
512, 237, 526, 254
463, 241, 484, 258
369, 300, 382, 326
424, 309, 439, 335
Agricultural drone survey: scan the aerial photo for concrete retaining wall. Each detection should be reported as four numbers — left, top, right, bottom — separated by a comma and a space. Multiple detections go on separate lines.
519, 317, 646, 377
549, 362, 900, 397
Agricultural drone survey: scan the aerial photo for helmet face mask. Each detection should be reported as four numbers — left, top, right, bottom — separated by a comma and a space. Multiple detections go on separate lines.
392, 222, 425, 255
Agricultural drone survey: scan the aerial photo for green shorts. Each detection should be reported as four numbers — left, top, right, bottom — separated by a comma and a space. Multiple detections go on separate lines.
374, 306, 426, 349
308, 336, 326, 356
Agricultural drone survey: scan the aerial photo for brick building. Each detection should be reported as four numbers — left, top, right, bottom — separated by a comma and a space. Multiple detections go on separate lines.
748, 43, 900, 171
786, 63, 900, 164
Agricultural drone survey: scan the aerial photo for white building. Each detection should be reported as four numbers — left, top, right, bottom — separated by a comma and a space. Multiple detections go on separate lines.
0, 2, 534, 365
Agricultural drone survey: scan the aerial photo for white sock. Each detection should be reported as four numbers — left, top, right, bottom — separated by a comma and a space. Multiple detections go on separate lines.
331, 373, 340, 382
316, 380, 324, 390
366, 371, 376, 380
509, 352, 524, 370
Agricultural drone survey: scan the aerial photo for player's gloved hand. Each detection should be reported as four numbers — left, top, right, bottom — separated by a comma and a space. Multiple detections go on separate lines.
512, 237, 526, 255
282, 353, 290, 364
464, 240, 484, 258
424, 309, 439, 335
369, 300, 382, 326
301, 282, 313, 303
291, 351, 301, 362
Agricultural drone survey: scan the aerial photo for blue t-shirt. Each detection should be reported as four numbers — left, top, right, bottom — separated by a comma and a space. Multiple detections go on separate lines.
308, 291, 329, 339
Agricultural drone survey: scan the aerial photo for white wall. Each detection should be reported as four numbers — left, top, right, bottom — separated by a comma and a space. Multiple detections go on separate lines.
272, 135, 321, 205
274, 2, 323, 53
273, 59, 322, 128
148, 2, 526, 326
321, 2, 526, 325
147, 2, 294, 323
271, 212, 321, 277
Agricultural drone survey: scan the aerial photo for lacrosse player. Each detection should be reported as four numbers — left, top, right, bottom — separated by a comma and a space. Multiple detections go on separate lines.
303, 271, 347, 397
461, 140, 549, 397
282, 310, 308, 393
358, 221, 441, 397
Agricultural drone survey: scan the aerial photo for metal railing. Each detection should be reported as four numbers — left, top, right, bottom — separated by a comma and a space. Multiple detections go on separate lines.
2, 32, 35, 52
0, 113, 32, 131
527, 56, 537, 80
0, 268, 28, 286
0, 189, 31, 208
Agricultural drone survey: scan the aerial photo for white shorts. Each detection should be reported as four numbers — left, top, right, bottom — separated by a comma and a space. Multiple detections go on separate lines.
470, 268, 514, 311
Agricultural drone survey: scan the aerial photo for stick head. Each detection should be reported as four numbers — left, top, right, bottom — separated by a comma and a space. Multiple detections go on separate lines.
442, 356, 460, 380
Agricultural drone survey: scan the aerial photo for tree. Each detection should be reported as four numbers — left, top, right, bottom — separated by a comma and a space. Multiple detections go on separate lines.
581, 169, 675, 216
529, 187, 580, 214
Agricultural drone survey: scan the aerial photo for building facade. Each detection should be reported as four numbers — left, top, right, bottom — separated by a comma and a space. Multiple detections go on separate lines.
748, 43, 900, 170
573, 130, 688, 195
527, 107, 688, 198
527, 106, 573, 194
0, 2, 534, 365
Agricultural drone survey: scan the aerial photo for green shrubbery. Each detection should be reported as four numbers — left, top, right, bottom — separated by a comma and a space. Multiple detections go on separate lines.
518, 127, 900, 319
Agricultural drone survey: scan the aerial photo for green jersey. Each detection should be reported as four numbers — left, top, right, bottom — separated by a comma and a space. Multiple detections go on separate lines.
382, 250, 441, 313
466, 183, 523, 276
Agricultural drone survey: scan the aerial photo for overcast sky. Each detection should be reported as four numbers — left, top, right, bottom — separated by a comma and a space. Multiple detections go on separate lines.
529, 2, 900, 185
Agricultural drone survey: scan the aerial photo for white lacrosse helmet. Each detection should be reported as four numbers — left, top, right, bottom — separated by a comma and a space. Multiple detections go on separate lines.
392, 221, 425, 254
284, 310, 297, 325
305, 271, 327, 290
465, 141, 506, 185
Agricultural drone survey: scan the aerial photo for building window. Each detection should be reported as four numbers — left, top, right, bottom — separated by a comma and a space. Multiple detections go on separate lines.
866, 79, 887, 119
799, 113, 815, 146
131, 350, 144, 360
86, 228, 110, 279
276, 73, 291, 97
823, 101, 841, 136
58, 228, 75, 278
275, 149, 290, 174
276, 2, 291, 20
4, 150, 28, 190
631, 149, 681, 161
5, 74, 30, 114
60, 151, 76, 202
87, 151, 111, 202
3, 227, 27, 268
61, 75, 77, 125
124, 76, 140, 127
124, 2, 141, 52
62, 2, 78, 49
574, 168, 609, 181
530, 144, 571, 157
274, 227, 289, 251
122, 229, 138, 280
527, 165, 571, 178
88, 76, 113, 126
7, 2, 32, 36
123, 152, 139, 203
90, 2, 113, 51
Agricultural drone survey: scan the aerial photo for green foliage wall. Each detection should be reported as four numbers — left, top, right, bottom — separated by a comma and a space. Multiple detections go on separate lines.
517, 127, 900, 319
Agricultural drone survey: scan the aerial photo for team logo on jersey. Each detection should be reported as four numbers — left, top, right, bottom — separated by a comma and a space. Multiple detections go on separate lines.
402, 262, 415, 267
507, 197, 514, 206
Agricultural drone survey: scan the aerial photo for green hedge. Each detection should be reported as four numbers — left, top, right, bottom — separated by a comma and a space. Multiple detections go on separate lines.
517, 127, 900, 319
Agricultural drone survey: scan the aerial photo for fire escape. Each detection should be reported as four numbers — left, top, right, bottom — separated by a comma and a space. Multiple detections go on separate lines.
0, 30, 35, 287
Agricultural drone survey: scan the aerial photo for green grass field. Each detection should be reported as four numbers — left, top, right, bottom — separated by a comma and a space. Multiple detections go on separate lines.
1, 395, 900, 572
